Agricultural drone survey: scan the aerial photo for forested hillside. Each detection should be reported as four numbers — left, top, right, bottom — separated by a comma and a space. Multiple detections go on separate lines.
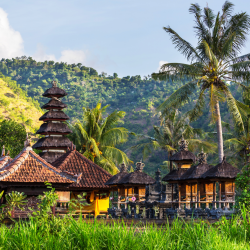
0, 73, 42, 133
0, 57, 242, 174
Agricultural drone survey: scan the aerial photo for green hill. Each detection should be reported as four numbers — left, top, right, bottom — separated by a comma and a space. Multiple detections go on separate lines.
0, 57, 241, 174
0, 74, 42, 133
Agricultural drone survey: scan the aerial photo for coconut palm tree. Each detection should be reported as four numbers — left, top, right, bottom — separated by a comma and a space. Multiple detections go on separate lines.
134, 110, 216, 171
152, 1, 250, 162
68, 103, 132, 174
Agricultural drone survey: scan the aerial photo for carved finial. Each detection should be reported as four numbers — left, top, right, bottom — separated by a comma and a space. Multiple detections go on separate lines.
197, 148, 207, 164
1, 145, 5, 156
155, 168, 161, 181
52, 80, 57, 87
178, 135, 189, 151
7, 150, 10, 156
136, 160, 145, 172
24, 133, 31, 147
120, 162, 127, 172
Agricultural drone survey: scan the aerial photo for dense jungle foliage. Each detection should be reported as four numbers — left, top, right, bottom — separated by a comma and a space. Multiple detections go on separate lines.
0, 57, 244, 174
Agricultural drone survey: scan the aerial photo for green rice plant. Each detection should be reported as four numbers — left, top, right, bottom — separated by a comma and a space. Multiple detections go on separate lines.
0, 212, 250, 249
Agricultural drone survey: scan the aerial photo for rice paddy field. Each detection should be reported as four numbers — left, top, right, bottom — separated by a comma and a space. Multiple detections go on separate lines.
0, 211, 249, 250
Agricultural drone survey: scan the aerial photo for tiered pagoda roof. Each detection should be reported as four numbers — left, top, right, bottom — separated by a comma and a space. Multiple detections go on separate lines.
52, 148, 113, 189
0, 137, 81, 186
33, 81, 72, 163
105, 162, 129, 186
117, 161, 155, 185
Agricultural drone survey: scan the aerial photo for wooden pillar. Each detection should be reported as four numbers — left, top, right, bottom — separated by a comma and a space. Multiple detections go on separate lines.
219, 182, 222, 209
197, 183, 200, 208
190, 183, 193, 209
178, 184, 181, 209
125, 188, 128, 209
213, 182, 216, 209
118, 188, 120, 209
171, 184, 174, 209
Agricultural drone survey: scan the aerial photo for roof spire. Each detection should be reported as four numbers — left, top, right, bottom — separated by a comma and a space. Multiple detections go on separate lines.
136, 160, 145, 172
24, 133, 31, 147
120, 162, 127, 172
197, 148, 207, 164
52, 79, 57, 88
1, 145, 5, 156
7, 150, 10, 156
178, 135, 189, 151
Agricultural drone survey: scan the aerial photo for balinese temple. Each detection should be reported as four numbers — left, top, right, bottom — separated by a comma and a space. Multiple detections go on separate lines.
178, 150, 213, 209
202, 157, 240, 209
0, 137, 81, 216
106, 161, 155, 209
33, 80, 72, 163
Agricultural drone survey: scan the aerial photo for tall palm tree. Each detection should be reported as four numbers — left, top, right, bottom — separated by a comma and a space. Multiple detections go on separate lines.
152, 1, 250, 162
68, 103, 132, 174
134, 110, 216, 171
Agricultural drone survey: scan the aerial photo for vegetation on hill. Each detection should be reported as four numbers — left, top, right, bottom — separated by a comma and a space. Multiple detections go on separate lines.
0, 54, 245, 174
0, 74, 42, 133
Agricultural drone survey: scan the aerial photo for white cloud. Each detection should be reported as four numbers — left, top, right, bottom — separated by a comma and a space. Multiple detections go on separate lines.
59, 49, 88, 64
157, 60, 168, 71
0, 8, 102, 73
33, 44, 56, 62
0, 8, 24, 58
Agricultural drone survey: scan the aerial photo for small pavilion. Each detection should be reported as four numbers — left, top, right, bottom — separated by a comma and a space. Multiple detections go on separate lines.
106, 161, 155, 208
162, 136, 196, 209
202, 157, 240, 209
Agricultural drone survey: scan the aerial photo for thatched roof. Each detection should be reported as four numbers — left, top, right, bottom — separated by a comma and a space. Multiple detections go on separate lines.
43, 87, 67, 98
170, 150, 196, 162
39, 110, 70, 121
202, 157, 240, 179
105, 162, 128, 186
41, 97, 67, 110
36, 122, 72, 135
118, 161, 155, 185
162, 168, 188, 182
180, 163, 213, 180
53, 149, 112, 189
32, 136, 72, 150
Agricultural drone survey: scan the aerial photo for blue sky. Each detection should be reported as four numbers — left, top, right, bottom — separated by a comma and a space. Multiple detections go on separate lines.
0, 0, 249, 77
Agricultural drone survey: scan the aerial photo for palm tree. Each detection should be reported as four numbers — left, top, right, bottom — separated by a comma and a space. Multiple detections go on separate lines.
152, 1, 250, 162
68, 103, 132, 174
134, 110, 216, 171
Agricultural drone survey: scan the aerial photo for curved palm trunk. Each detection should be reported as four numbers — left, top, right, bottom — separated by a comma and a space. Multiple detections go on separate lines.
215, 101, 224, 163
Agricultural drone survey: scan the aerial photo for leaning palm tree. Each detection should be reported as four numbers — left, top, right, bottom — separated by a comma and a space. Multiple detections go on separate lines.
134, 110, 216, 171
68, 103, 132, 174
152, 1, 250, 162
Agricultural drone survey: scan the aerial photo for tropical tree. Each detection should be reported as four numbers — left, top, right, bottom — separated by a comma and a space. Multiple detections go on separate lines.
152, 1, 250, 162
68, 103, 132, 174
134, 110, 216, 171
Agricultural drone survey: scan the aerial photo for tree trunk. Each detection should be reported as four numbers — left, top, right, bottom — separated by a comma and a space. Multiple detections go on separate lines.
215, 101, 224, 163
169, 151, 173, 172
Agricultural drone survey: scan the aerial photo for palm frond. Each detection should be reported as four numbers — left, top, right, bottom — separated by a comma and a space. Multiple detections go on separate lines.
203, 6, 215, 29
163, 27, 202, 62
101, 127, 129, 146
156, 80, 197, 112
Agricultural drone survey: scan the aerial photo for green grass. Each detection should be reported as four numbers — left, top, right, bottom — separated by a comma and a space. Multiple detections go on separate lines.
0, 212, 249, 250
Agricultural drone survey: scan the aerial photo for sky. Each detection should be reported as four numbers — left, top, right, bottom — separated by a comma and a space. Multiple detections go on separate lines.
0, 0, 249, 77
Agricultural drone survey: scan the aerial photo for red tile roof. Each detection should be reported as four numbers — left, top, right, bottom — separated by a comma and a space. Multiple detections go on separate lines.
0, 155, 12, 170
52, 149, 112, 189
0, 147, 81, 183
